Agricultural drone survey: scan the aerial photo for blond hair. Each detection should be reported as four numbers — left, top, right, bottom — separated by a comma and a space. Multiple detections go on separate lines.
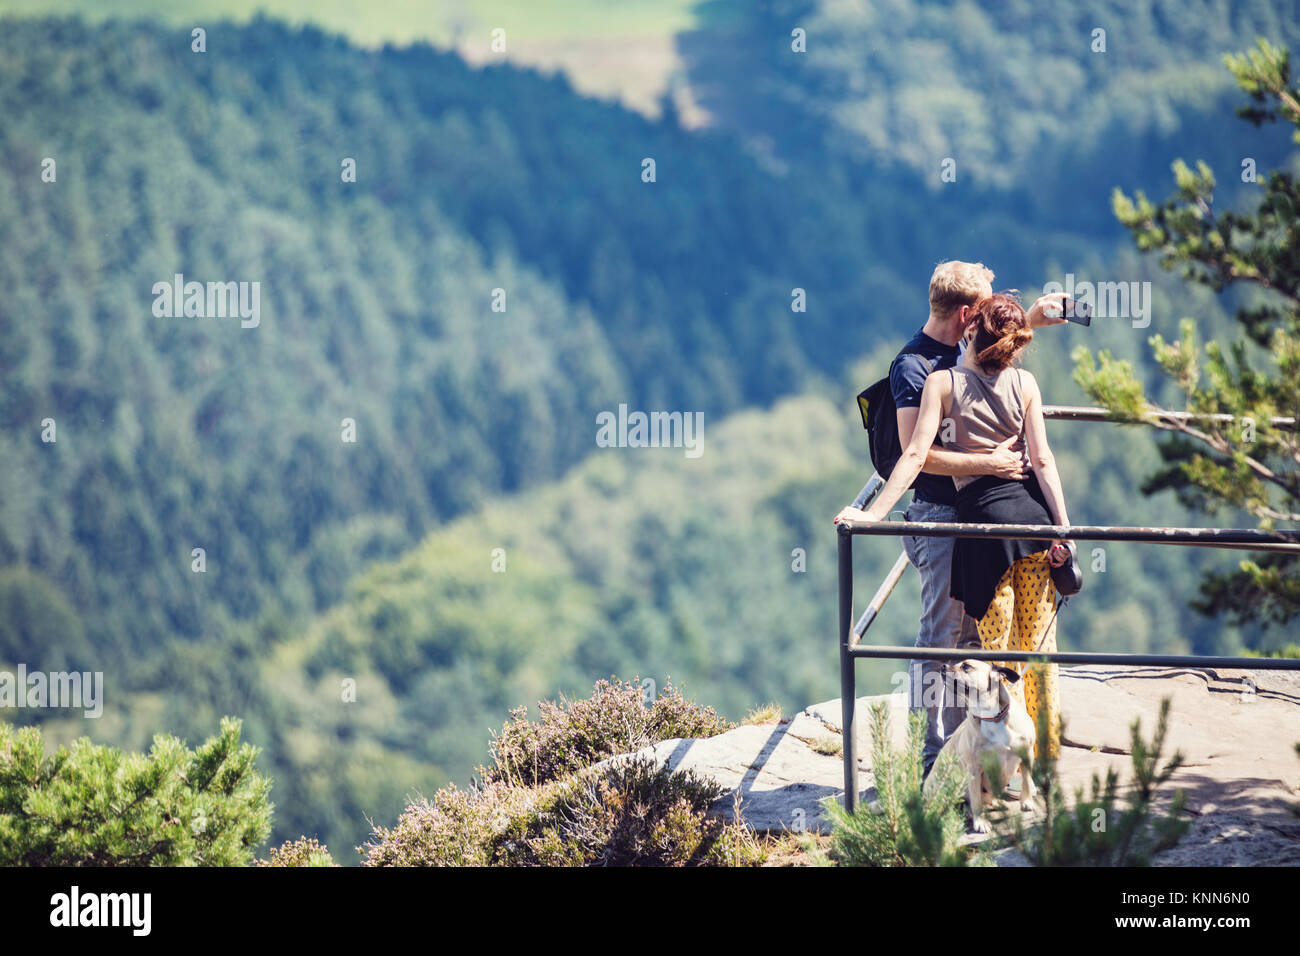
928, 261, 994, 320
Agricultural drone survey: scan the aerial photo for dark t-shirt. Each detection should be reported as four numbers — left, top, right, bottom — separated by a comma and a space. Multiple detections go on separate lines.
889, 329, 965, 505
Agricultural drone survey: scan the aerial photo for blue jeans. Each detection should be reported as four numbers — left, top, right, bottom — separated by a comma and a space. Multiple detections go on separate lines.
901, 498, 981, 769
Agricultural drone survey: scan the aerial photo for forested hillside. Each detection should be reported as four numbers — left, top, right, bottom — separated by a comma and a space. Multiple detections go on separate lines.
1, 7, 1295, 861
0, 16, 934, 669
683, 0, 1300, 196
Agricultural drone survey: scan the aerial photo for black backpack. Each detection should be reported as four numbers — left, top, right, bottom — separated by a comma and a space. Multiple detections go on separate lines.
856, 351, 932, 480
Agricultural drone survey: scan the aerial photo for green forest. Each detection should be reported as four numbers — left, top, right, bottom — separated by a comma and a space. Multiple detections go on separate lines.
1, 3, 1298, 862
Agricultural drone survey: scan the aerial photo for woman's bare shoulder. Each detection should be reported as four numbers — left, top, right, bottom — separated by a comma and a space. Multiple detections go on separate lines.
921, 365, 955, 396
1016, 366, 1042, 398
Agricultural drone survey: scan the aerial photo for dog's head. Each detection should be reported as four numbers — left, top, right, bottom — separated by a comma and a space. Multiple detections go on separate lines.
944, 659, 1020, 718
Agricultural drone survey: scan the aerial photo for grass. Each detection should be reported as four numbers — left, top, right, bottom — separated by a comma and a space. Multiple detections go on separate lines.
811, 736, 842, 756
760, 831, 829, 866
741, 702, 783, 725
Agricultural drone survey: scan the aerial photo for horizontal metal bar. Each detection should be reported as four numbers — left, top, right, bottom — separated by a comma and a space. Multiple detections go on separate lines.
849, 644, 1300, 670
837, 519, 1300, 553
1042, 405, 1296, 429
850, 550, 910, 646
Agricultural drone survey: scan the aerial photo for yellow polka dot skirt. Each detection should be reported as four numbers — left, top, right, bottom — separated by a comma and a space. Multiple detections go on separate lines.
975, 550, 1061, 758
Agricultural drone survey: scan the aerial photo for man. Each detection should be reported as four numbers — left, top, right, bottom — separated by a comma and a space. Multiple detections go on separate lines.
837, 261, 1065, 776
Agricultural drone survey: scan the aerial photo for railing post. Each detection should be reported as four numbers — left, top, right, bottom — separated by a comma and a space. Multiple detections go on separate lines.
838, 528, 858, 813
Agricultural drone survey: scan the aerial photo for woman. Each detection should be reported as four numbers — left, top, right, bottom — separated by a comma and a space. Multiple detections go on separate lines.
839, 293, 1072, 758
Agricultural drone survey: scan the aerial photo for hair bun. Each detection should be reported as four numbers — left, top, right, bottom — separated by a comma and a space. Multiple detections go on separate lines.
970, 294, 1032, 372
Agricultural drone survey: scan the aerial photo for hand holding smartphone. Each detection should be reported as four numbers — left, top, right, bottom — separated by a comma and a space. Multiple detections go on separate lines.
1061, 295, 1093, 325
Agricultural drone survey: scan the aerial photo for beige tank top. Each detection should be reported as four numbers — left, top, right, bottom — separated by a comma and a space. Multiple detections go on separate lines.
946, 365, 1031, 491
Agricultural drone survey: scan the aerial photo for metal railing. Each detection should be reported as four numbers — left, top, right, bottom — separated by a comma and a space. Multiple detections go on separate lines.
834, 406, 1300, 812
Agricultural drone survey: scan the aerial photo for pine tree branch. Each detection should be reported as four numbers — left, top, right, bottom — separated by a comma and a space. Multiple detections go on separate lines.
1140, 409, 1300, 521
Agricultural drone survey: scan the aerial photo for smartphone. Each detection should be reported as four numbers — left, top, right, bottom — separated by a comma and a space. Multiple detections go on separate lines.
1062, 296, 1093, 326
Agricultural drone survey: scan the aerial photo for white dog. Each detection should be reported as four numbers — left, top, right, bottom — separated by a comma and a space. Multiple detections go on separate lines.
922, 658, 1039, 832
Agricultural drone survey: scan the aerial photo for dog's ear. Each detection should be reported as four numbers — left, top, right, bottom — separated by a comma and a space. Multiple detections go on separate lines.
993, 665, 1021, 684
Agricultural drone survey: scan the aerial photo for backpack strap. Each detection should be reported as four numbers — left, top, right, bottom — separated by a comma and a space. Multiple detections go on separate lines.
891, 350, 934, 381
885, 350, 934, 402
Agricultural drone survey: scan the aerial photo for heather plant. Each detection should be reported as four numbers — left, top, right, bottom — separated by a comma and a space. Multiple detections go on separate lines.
359, 756, 762, 867
517, 756, 763, 866
0, 718, 271, 866
819, 703, 976, 867
988, 686, 1189, 866
358, 780, 553, 866
257, 836, 337, 867
361, 677, 754, 866
484, 678, 732, 787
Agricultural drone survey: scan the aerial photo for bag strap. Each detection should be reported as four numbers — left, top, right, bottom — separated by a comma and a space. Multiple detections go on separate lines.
889, 350, 934, 378
1031, 596, 1067, 652
1030, 552, 1073, 654
883, 351, 935, 415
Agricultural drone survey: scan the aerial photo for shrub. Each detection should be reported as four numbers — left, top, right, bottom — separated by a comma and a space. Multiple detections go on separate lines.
484, 678, 732, 787
819, 703, 976, 867
257, 836, 337, 867
362, 679, 760, 867
0, 717, 271, 866
358, 779, 554, 867
359, 757, 763, 867
989, 680, 1190, 866
517, 756, 762, 866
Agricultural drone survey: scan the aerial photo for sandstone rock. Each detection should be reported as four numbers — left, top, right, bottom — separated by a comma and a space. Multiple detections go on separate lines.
594, 711, 861, 833
601, 666, 1300, 864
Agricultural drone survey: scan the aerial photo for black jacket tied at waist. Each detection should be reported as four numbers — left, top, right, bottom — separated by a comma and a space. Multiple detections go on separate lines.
949, 473, 1055, 620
